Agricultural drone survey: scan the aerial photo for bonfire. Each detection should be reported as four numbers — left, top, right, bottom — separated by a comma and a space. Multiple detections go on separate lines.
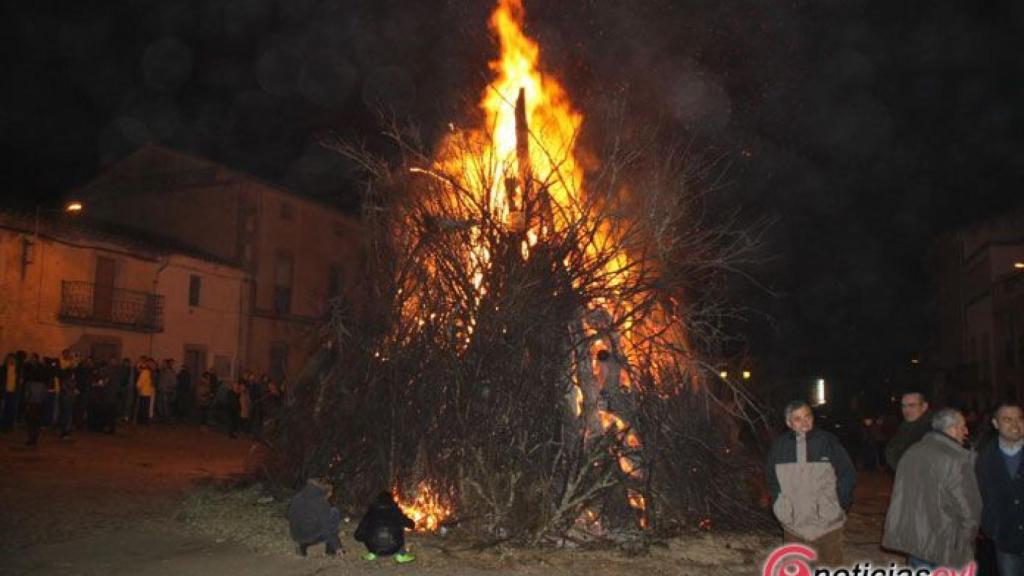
272, 0, 770, 543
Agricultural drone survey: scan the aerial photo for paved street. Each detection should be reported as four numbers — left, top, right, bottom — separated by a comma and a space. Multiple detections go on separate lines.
1, 424, 899, 575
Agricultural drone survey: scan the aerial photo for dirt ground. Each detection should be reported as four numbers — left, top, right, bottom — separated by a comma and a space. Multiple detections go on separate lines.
0, 424, 897, 575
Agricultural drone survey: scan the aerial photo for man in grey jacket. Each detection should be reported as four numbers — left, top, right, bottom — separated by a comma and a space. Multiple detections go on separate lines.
288, 478, 343, 557
883, 407, 981, 569
767, 400, 856, 566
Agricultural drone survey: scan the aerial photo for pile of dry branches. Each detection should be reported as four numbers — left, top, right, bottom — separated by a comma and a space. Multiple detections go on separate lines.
267, 113, 773, 541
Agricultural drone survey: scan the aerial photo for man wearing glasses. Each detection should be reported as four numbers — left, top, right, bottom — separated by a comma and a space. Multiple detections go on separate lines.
885, 391, 932, 470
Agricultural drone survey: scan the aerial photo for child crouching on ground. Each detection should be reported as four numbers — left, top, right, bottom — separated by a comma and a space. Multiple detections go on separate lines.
287, 478, 343, 557
354, 491, 416, 563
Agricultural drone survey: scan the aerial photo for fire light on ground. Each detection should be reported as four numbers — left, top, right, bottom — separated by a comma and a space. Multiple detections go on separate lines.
394, 482, 452, 532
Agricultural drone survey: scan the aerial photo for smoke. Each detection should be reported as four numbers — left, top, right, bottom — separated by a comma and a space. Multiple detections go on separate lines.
142, 37, 193, 92
255, 43, 303, 98
3, 0, 1023, 384
660, 60, 732, 132
361, 66, 416, 115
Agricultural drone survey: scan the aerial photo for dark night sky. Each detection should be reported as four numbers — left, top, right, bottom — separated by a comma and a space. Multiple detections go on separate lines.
3, 0, 1023, 390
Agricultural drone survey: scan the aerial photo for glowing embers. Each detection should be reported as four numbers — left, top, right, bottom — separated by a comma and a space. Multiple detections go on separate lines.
597, 410, 643, 480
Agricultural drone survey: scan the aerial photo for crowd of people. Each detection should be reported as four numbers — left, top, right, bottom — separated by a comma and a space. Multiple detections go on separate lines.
768, 392, 1024, 574
10, 346, 1020, 570
0, 349, 286, 446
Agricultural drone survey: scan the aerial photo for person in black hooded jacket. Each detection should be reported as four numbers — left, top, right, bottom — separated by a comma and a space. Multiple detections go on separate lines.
354, 491, 415, 561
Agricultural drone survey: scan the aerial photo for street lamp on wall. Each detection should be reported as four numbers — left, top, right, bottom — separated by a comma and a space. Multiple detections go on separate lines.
22, 200, 85, 279
35, 200, 85, 237
34, 198, 84, 231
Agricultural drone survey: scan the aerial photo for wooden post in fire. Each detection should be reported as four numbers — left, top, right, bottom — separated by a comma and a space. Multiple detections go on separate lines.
514, 88, 554, 238
515, 88, 532, 216
513, 88, 536, 239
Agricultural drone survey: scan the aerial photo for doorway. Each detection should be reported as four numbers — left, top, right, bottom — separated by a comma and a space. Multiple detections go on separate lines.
93, 256, 117, 321
184, 345, 207, 380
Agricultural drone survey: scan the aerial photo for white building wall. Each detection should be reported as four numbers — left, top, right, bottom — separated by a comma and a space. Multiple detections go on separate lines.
0, 227, 157, 357
150, 255, 245, 377
0, 225, 245, 373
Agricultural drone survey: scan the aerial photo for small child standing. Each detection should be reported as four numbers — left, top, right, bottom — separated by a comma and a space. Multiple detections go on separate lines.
287, 478, 343, 557
354, 492, 416, 563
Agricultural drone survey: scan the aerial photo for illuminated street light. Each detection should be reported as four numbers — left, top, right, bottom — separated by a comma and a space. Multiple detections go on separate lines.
719, 371, 728, 379
35, 200, 84, 235
742, 370, 751, 380
1015, 262, 1024, 270
23, 200, 86, 278
813, 378, 827, 406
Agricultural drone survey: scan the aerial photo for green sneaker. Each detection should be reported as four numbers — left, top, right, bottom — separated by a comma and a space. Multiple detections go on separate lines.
394, 552, 416, 564
362, 552, 377, 561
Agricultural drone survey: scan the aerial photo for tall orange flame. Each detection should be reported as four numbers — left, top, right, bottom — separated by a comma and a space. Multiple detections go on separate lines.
483, 0, 584, 224
425, 0, 649, 527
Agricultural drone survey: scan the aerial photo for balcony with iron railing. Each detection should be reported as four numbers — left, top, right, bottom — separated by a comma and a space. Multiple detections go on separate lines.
58, 281, 164, 333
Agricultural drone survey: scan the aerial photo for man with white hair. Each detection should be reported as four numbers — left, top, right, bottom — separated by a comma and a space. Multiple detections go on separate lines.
976, 403, 1024, 576
883, 407, 981, 569
767, 400, 856, 566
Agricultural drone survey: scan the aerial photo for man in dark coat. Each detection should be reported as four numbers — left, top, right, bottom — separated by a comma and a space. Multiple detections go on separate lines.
174, 366, 192, 421
56, 350, 77, 438
87, 359, 110, 432
99, 360, 119, 433
73, 357, 94, 428
885, 391, 933, 470
354, 491, 416, 562
977, 403, 1024, 576
23, 355, 47, 446
287, 478, 342, 557
117, 358, 134, 423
